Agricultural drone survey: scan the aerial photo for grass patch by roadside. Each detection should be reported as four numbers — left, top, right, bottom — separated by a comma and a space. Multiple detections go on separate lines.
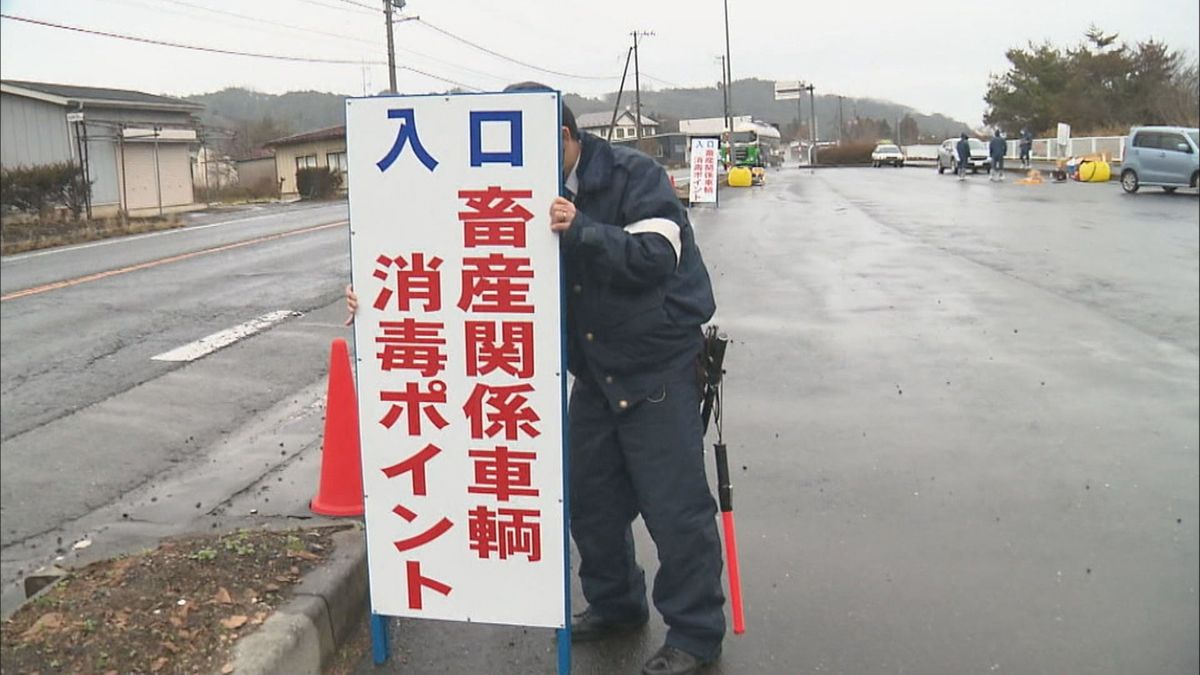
0, 525, 350, 674
1, 216, 187, 256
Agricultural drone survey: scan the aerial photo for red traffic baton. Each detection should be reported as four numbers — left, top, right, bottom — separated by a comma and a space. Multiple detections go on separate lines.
715, 441, 745, 634
701, 328, 745, 634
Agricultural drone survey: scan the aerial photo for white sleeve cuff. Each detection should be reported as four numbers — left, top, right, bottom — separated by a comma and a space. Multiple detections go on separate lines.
623, 217, 682, 266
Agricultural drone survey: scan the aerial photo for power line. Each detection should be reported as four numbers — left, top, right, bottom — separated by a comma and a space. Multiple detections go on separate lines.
412, 19, 682, 90
328, 0, 380, 12
0, 13, 482, 90
415, 19, 620, 81
152, 0, 371, 44
295, 0, 377, 16
144, 0, 510, 85
642, 73, 680, 88
2, 13, 372, 64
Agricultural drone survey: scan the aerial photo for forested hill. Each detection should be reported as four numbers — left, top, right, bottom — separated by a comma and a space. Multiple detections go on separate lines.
187, 79, 971, 154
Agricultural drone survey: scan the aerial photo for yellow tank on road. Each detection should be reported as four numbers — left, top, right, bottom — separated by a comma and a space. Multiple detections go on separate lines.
1078, 160, 1111, 182
727, 166, 753, 187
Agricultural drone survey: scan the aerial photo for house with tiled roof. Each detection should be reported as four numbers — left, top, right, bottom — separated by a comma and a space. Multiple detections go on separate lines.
263, 125, 346, 198
575, 109, 659, 141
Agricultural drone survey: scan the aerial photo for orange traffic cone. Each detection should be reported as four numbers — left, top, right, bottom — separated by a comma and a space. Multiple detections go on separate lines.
310, 338, 365, 517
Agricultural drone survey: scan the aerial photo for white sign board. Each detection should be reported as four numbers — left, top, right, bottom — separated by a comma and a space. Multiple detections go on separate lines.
345, 92, 565, 628
774, 80, 804, 101
680, 116, 751, 135
1056, 122, 1071, 147
689, 137, 719, 204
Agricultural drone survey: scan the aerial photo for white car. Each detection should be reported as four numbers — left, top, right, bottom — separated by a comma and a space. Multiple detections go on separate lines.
937, 137, 991, 174
871, 143, 905, 167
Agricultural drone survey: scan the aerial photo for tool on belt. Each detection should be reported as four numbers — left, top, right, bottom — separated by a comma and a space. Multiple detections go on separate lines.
700, 325, 745, 634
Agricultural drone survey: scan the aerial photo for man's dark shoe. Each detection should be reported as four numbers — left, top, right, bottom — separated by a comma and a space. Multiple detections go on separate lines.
641, 645, 716, 675
569, 607, 648, 642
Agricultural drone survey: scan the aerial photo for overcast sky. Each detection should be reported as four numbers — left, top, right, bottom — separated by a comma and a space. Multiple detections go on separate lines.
1, 0, 1197, 125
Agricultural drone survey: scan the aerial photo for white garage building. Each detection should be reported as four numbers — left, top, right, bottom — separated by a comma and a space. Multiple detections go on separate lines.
1, 80, 203, 218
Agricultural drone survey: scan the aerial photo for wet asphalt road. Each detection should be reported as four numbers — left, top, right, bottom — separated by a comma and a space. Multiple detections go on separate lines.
0, 201, 352, 610
0, 168, 1195, 672
355, 167, 1198, 674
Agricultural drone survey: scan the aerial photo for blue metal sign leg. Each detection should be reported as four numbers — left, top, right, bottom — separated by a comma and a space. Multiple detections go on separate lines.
370, 613, 390, 665
556, 627, 571, 674
557, 95, 573, 675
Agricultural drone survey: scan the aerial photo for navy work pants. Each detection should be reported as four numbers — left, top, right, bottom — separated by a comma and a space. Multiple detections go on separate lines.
568, 368, 726, 660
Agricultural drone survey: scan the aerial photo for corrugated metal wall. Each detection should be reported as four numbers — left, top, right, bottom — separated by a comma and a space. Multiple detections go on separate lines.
0, 93, 73, 167
83, 122, 120, 205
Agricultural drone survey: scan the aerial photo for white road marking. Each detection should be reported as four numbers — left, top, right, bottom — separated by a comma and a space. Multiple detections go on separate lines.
2, 205, 344, 263
151, 310, 302, 362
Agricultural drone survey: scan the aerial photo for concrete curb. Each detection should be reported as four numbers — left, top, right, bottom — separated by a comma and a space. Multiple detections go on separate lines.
230, 527, 369, 675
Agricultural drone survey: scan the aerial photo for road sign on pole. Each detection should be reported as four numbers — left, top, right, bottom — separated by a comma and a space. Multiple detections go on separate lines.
774, 80, 804, 101
1056, 122, 1071, 152
689, 137, 720, 204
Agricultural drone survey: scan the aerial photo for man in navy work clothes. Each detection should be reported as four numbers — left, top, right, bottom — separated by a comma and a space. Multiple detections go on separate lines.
956, 132, 971, 181
989, 129, 1007, 182
519, 82, 726, 675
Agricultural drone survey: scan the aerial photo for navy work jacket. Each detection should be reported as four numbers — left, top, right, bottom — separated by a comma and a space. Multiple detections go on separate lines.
956, 138, 971, 161
989, 135, 1006, 160
560, 133, 716, 411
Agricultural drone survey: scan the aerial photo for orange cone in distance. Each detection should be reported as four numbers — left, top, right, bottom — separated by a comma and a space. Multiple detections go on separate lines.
310, 338, 365, 517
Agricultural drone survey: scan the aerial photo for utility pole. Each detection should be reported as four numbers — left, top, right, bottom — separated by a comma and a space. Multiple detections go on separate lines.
630, 31, 653, 141
384, 0, 402, 93
803, 83, 816, 164
808, 85, 817, 144
795, 90, 802, 144
838, 96, 845, 144
608, 47, 634, 142
202, 135, 211, 206
722, 0, 734, 136
718, 56, 730, 130
717, 56, 731, 165
382, 1, 417, 93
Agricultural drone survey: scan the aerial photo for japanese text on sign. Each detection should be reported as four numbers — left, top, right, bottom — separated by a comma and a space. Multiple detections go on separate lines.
689, 137, 719, 204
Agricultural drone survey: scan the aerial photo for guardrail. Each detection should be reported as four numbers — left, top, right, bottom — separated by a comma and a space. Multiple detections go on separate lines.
1021, 136, 1125, 162
903, 136, 1126, 163
903, 144, 939, 160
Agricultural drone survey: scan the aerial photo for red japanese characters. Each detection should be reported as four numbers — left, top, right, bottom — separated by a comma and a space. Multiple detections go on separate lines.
372, 186, 547, 611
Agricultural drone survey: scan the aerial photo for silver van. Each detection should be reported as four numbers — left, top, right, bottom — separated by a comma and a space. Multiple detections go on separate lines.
1120, 126, 1200, 193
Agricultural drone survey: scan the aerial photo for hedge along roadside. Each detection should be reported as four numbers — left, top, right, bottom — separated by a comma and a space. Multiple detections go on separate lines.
814, 142, 876, 165
1, 162, 91, 220
295, 167, 343, 200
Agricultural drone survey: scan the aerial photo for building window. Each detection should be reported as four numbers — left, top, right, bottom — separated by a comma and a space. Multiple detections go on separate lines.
295, 154, 317, 171
327, 151, 348, 174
